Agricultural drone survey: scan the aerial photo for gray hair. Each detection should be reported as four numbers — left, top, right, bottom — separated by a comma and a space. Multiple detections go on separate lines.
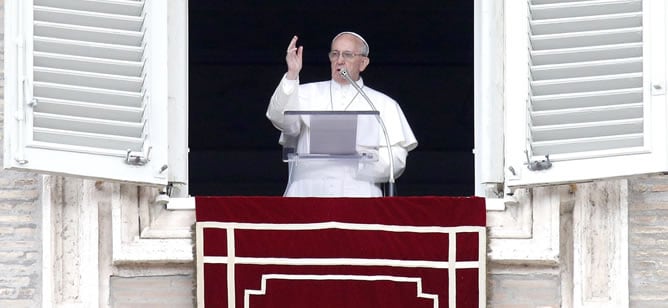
332, 31, 369, 56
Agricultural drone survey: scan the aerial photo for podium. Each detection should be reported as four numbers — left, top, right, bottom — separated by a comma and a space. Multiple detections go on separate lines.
281, 110, 381, 163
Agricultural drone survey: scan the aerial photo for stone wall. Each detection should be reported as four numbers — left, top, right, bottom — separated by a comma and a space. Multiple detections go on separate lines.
110, 275, 194, 307
485, 176, 668, 308
629, 176, 668, 307
0, 172, 41, 308
488, 264, 561, 307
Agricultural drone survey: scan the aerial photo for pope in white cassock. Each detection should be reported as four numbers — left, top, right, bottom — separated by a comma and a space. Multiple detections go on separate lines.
267, 32, 418, 197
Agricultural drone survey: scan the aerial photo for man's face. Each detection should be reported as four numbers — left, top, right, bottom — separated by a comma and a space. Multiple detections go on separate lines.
330, 34, 369, 85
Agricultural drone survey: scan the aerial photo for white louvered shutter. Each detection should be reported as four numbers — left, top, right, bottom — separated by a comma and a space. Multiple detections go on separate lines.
4, 0, 169, 185
504, 0, 668, 187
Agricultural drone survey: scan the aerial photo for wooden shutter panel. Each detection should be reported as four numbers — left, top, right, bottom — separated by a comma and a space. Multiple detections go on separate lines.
32, 0, 147, 152
503, 0, 668, 187
528, 0, 643, 157
4, 0, 169, 185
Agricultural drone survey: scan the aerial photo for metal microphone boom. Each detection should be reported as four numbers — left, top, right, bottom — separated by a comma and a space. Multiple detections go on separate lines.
339, 68, 397, 196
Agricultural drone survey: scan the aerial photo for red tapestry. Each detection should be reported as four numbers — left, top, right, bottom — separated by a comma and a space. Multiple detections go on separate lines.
196, 196, 486, 308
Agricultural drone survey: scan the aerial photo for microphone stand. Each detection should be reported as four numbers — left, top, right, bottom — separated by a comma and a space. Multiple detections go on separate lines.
340, 69, 396, 196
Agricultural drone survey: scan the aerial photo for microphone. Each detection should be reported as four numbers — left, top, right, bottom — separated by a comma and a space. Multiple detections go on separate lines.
339, 68, 397, 196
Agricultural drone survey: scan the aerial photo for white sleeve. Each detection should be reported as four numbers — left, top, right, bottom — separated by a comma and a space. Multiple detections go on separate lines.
355, 145, 409, 183
354, 92, 417, 183
266, 74, 300, 135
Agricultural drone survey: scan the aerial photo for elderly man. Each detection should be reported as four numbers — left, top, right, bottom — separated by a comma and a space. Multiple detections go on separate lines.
267, 31, 417, 197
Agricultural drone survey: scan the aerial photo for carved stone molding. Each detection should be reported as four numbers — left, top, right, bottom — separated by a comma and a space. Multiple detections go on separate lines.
42, 176, 104, 307
572, 180, 629, 307
42, 176, 197, 307
488, 186, 562, 264
487, 188, 532, 239
111, 184, 194, 264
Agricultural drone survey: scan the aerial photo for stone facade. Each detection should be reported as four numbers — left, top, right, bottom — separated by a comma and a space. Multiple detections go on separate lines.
1, 0, 668, 307
485, 177, 668, 307
109, 274, 194, 307
629, 176, 668, 306
0, 171, 41, 308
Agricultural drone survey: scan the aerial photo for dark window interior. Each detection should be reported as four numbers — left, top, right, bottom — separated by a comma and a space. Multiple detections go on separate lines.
189, 2, 473, 196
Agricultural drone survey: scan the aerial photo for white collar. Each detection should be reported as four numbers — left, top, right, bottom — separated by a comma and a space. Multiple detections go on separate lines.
331, 77, 364, 93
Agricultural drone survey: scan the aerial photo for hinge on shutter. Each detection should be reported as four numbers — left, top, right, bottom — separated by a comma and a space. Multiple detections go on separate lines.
125, 147, 151, 166
524, 150, 552, 171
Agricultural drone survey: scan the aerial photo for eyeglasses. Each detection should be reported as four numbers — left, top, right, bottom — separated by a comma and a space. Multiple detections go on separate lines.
328, 50, 367, 61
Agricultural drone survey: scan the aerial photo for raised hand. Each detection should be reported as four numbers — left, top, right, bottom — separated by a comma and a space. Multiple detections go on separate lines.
285, 35, 303, 80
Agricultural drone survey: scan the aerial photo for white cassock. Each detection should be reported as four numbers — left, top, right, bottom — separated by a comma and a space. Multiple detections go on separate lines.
267, 74, 418, 197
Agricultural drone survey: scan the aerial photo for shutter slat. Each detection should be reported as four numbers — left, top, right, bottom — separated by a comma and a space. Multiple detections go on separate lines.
532, 88, 642, 111
34, 0, 145, 16
33, 128, 144, 151
34, 5, 143, 31
34, 52, 143, 76
34, 21, 144, 46
34, 97, 143, 122
531, 102, 642, 126
531, 118, 643, 142
532, 0, 585, 4
35, 37, 143, 61
531, 43, 642, 65
33, 112, 144, 138
34, 82, 143, 107
532, 134, 643, 155
531, 27, 642, 50
530, 0, 642, 20
531, 73, 642, 96
34, 67, 143, 92
532, 57, 641, 80
531, 12, 641, 35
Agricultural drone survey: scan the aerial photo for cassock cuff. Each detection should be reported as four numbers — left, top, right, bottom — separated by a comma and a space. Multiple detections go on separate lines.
281, 74, 299, 95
